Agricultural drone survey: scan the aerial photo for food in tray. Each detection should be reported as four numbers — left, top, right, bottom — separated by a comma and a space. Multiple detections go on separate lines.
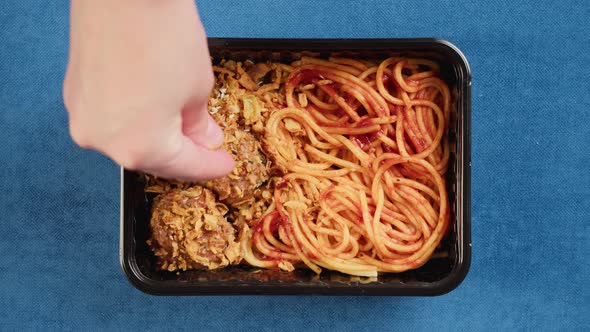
146, 54, 451, 277
147, 187, 241, 271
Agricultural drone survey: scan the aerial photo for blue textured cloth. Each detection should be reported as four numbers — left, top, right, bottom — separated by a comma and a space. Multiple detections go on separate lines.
1, 0, 589, 330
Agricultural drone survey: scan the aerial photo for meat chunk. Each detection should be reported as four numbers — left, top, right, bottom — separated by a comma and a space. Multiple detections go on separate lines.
147, 187, 241, 271
203, 129, 269, 206
247, 62, 272, 84
204, 72, 271, 206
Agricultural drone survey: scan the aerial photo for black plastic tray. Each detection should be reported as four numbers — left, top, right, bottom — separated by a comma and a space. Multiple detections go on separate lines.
120, 38, 471, 296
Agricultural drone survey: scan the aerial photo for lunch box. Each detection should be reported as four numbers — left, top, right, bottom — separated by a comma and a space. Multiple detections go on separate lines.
120, 38, 471, 295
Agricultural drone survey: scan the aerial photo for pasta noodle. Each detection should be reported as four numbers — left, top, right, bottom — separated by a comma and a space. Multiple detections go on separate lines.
240, 56, 451, 277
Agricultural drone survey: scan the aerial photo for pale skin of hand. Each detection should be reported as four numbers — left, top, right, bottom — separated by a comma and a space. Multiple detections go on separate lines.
63, 0, 235, 181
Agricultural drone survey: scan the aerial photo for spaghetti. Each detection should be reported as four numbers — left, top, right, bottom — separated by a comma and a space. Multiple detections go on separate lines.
239, 56, 452, 277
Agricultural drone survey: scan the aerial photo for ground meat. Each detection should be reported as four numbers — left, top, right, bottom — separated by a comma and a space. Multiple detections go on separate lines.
203, 129, 269, 206
203, 67, 272, 206
247, 62, 272, 84
147, 187, 241, 271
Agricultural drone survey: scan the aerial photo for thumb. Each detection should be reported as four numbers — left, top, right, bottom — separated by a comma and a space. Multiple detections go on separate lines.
143, 135, 235, 182
182, 99, 224, 150
143, 100, 235, 181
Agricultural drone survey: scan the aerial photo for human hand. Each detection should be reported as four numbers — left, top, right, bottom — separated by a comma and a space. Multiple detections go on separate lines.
63, 0, 234, 181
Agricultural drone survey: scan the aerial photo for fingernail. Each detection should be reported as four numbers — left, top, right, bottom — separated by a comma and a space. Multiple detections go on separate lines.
204, 116, 224, 150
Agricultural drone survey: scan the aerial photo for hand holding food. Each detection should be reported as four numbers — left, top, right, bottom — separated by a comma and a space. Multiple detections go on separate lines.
63, 0, 234, 181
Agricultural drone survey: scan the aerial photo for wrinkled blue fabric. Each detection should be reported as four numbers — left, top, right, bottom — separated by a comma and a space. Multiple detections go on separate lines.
1, 0, 588, 330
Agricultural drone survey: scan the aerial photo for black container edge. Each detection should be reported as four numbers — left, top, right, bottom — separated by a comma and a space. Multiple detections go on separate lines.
119, 38, 472, 296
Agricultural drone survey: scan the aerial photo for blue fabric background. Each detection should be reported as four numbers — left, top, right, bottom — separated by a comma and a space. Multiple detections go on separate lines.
1, 0, 589, 330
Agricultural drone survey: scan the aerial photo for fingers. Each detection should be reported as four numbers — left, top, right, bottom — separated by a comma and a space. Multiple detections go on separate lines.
65, 0, 234, 182
139, 92, 233, 181
142, 135, 235, 182
102, 111, 234, 182
181, 98, 224, 150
